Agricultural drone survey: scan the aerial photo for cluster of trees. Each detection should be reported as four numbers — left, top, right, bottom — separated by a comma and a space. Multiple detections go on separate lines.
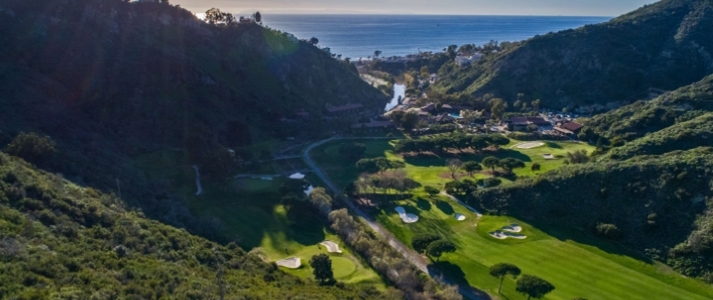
481, 156, 526, 175
356, 158, 405, 174
328, 209, 461, 299
488, 263, 555, 299
353, 170, 421, 198
394, 134, 509, 154
564, 150, 590, 164
411, 233, 457, 261
389, 111, 421, 131
4, 132, 56, 166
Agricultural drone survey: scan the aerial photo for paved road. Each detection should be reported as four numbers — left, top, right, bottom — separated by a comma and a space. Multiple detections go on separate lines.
303, 136, 490, 300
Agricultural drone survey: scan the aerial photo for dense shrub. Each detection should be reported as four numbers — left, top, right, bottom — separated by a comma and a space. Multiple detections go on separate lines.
5, 132, 56, 165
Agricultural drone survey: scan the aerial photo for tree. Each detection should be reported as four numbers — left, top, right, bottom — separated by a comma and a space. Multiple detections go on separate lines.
566, 149, 589, 164
356, 158, 380, 173
5, 132, 56, 165
309, 37, 319, 45
482, 156, 500, 173
489, 98, 508, 120
531, 162, 541, 171
374, 50, 382, 58
420, 66, 430, 79
253, 11, 262, 23
309, 254, 334, 283
446, 159, 463, 179
411, 233, 441, 253
390, 110, 406, 127
424, 186, 440, 197
499, 158, 525, 174
401, 112, 420, 131
516, 275, 555, 300
462, 161, 482, 177
205, 8, 235, 25
426, 240, 456, 261
531, 99, 541, 112
489, 263, 521, 294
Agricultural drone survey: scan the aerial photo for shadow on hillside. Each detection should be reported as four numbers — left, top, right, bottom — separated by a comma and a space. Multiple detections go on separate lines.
428, 261, 492, 300
525, 219, 654, 264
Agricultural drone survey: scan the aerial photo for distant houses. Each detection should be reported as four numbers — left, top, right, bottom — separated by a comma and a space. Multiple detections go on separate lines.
554, 121, 583, 136
455, 53, 483, 66
507, 117, 550, 131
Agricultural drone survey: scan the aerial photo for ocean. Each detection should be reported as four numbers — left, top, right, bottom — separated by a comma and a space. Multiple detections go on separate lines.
262, 15, 611, 59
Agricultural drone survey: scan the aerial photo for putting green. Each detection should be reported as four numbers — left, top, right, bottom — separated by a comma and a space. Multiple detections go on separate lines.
332, 256, 358, 279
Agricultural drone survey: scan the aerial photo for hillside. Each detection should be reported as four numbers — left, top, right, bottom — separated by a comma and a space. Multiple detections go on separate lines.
432, 0, 713, 108
580, 74, 713, 141
0, 0, 385, 148
0, 153, 393, 299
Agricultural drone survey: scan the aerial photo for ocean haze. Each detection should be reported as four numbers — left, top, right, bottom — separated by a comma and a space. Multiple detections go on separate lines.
262, 15, 611, 59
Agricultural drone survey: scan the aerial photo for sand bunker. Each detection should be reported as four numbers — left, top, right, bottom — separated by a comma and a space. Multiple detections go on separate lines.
276, 257, 301, 269
455, 213, 466, 221
542, 153, 555, 159
395, 206, 419, 223
289, 172, 306, 179
501, 223, 523, 233
516, 142, 545, 149
320, 241, 342, 253
489, 224, 526, 239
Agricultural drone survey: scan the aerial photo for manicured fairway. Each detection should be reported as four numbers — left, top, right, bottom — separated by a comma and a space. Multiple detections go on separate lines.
134, 150, 384, 288
375, 195, 713, 300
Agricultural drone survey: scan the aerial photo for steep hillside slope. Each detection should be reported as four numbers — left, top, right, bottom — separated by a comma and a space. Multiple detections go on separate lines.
581, 74, 713, 141
433, 0, 713, 107
0, 153, 392, 299
0, 0, 385, 147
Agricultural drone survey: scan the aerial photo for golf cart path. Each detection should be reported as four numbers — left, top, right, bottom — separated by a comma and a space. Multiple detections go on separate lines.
303, 136, 489, 300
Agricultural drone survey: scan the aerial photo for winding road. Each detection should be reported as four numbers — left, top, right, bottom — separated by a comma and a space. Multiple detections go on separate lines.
302, 136, 490, 300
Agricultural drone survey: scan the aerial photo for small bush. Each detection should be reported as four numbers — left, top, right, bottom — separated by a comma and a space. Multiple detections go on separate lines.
595, 223, 622, 239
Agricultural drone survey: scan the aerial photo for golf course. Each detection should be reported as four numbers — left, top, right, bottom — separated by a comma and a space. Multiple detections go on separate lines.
134, 150, 385, 288
311, 137, 713, 299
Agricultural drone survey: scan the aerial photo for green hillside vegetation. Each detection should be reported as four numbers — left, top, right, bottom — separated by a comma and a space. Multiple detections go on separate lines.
0, 153, 393, 299
603, 113, 713, 160
466, 148, 713, 281
581, 74, 713, 141
432, 0, 713, 107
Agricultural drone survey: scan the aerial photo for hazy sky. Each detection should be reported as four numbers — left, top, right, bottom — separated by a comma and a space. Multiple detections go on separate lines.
174, 0, 658, 16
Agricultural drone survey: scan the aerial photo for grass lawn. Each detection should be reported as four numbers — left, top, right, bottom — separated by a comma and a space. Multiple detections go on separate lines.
374, 193, 713, 300
311, 137, 595, 189
133, 150, 385, 288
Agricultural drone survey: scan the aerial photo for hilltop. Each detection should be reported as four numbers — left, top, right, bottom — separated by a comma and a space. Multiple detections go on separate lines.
431, 0, 713, 108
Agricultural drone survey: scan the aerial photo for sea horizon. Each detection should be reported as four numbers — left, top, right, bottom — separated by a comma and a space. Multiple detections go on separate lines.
262, 14, 612, 59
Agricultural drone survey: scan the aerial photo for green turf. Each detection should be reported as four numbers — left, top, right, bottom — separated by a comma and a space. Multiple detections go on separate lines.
133, 150, 385, 288
373, 194, 713, 300
311, 138, 595, 189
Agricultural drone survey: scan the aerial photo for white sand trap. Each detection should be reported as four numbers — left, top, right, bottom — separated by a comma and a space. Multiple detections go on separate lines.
501, 223, 523, 233
320, 241, 342, 253
395, 206, 419, 223
276, 257, 301, 269
455, 213, 466, 221
542, 153, 555, 160
489, 230, 527, 240
516, 142, 545, 149
304, 185, 314, 196
289, 172, 306, 179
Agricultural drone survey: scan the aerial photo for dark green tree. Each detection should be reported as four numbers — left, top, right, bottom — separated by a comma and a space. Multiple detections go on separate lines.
253, 11, 262, 23
531, 162, 541, 171
516, 274, 555, 300
401, 111, 420, 131
309, 254, 334, 283
482, 156, 500, 173
411, 233, 441, 253
5, 132, 56, 165
499, 158, 525, 174
426, 240, 456, 261
489, 263, 521, 294
424, 186, 440, 197
309, 37, 319, 45
463, 161, 483, 177
338, 142, 366, 160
